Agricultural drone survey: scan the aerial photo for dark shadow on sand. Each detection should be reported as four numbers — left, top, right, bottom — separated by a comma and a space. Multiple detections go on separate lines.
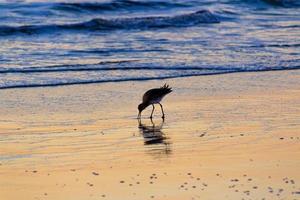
138, 118, 172, 156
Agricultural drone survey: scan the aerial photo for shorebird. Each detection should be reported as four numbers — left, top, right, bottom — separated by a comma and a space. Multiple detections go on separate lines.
137, 84, 172, 119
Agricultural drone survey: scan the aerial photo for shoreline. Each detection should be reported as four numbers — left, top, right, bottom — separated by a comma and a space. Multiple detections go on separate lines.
1, 67, 300, 90
1, 69, 300, 200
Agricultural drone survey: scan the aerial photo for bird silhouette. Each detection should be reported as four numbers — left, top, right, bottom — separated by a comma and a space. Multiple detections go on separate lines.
137, 84, 172, 119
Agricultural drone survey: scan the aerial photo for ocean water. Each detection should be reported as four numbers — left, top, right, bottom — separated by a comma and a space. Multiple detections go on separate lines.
0, 0, 299, 89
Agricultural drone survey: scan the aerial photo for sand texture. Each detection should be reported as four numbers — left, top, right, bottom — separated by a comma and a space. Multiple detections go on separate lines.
1, 70, 300, 200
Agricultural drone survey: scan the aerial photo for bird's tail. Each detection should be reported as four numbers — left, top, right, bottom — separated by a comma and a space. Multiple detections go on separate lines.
161, 83, 172, 94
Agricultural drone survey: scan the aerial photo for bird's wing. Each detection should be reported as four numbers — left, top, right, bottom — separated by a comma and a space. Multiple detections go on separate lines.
160, 84, 172, 93
143, 86, 172, 103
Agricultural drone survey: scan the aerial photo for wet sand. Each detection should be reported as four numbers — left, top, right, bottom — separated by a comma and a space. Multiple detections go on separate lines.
0, 70, 300, 200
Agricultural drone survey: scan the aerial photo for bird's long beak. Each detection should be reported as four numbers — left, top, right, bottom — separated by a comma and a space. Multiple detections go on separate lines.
137, 111, 141, 119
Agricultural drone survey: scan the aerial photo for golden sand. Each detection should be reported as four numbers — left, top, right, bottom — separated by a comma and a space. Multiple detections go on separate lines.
0, 70, 300, 200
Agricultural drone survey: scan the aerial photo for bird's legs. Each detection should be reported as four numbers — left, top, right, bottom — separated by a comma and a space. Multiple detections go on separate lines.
150, 104, 155, 119
158, 103, 165, 119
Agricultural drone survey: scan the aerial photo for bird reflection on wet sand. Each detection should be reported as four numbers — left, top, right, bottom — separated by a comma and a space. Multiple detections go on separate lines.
138, 118, 171, 156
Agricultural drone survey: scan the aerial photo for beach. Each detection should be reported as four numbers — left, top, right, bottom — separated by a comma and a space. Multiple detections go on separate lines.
1, 0, 300, 199
1, 70, 299, 200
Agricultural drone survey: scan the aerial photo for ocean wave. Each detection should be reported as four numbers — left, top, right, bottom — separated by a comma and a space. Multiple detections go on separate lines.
1, 63, 299, 74
0, 65, 230, 74
249, 43, 300, 48
0, 10, 219, 36
0, 71, 232, 90
261, 0, 300, 7
53, 0, 190, 12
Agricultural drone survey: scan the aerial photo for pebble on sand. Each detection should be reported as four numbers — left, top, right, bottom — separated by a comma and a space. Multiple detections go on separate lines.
87, 182, 93, 187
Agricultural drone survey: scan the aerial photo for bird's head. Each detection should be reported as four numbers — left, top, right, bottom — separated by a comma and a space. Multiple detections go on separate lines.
137, 103, 148, 118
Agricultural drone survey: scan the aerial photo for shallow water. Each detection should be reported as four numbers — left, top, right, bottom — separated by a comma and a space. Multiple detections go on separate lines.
0, 0, 300, 89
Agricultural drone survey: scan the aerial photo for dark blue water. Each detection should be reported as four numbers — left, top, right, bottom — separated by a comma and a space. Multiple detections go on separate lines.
0, 0, 299, 89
